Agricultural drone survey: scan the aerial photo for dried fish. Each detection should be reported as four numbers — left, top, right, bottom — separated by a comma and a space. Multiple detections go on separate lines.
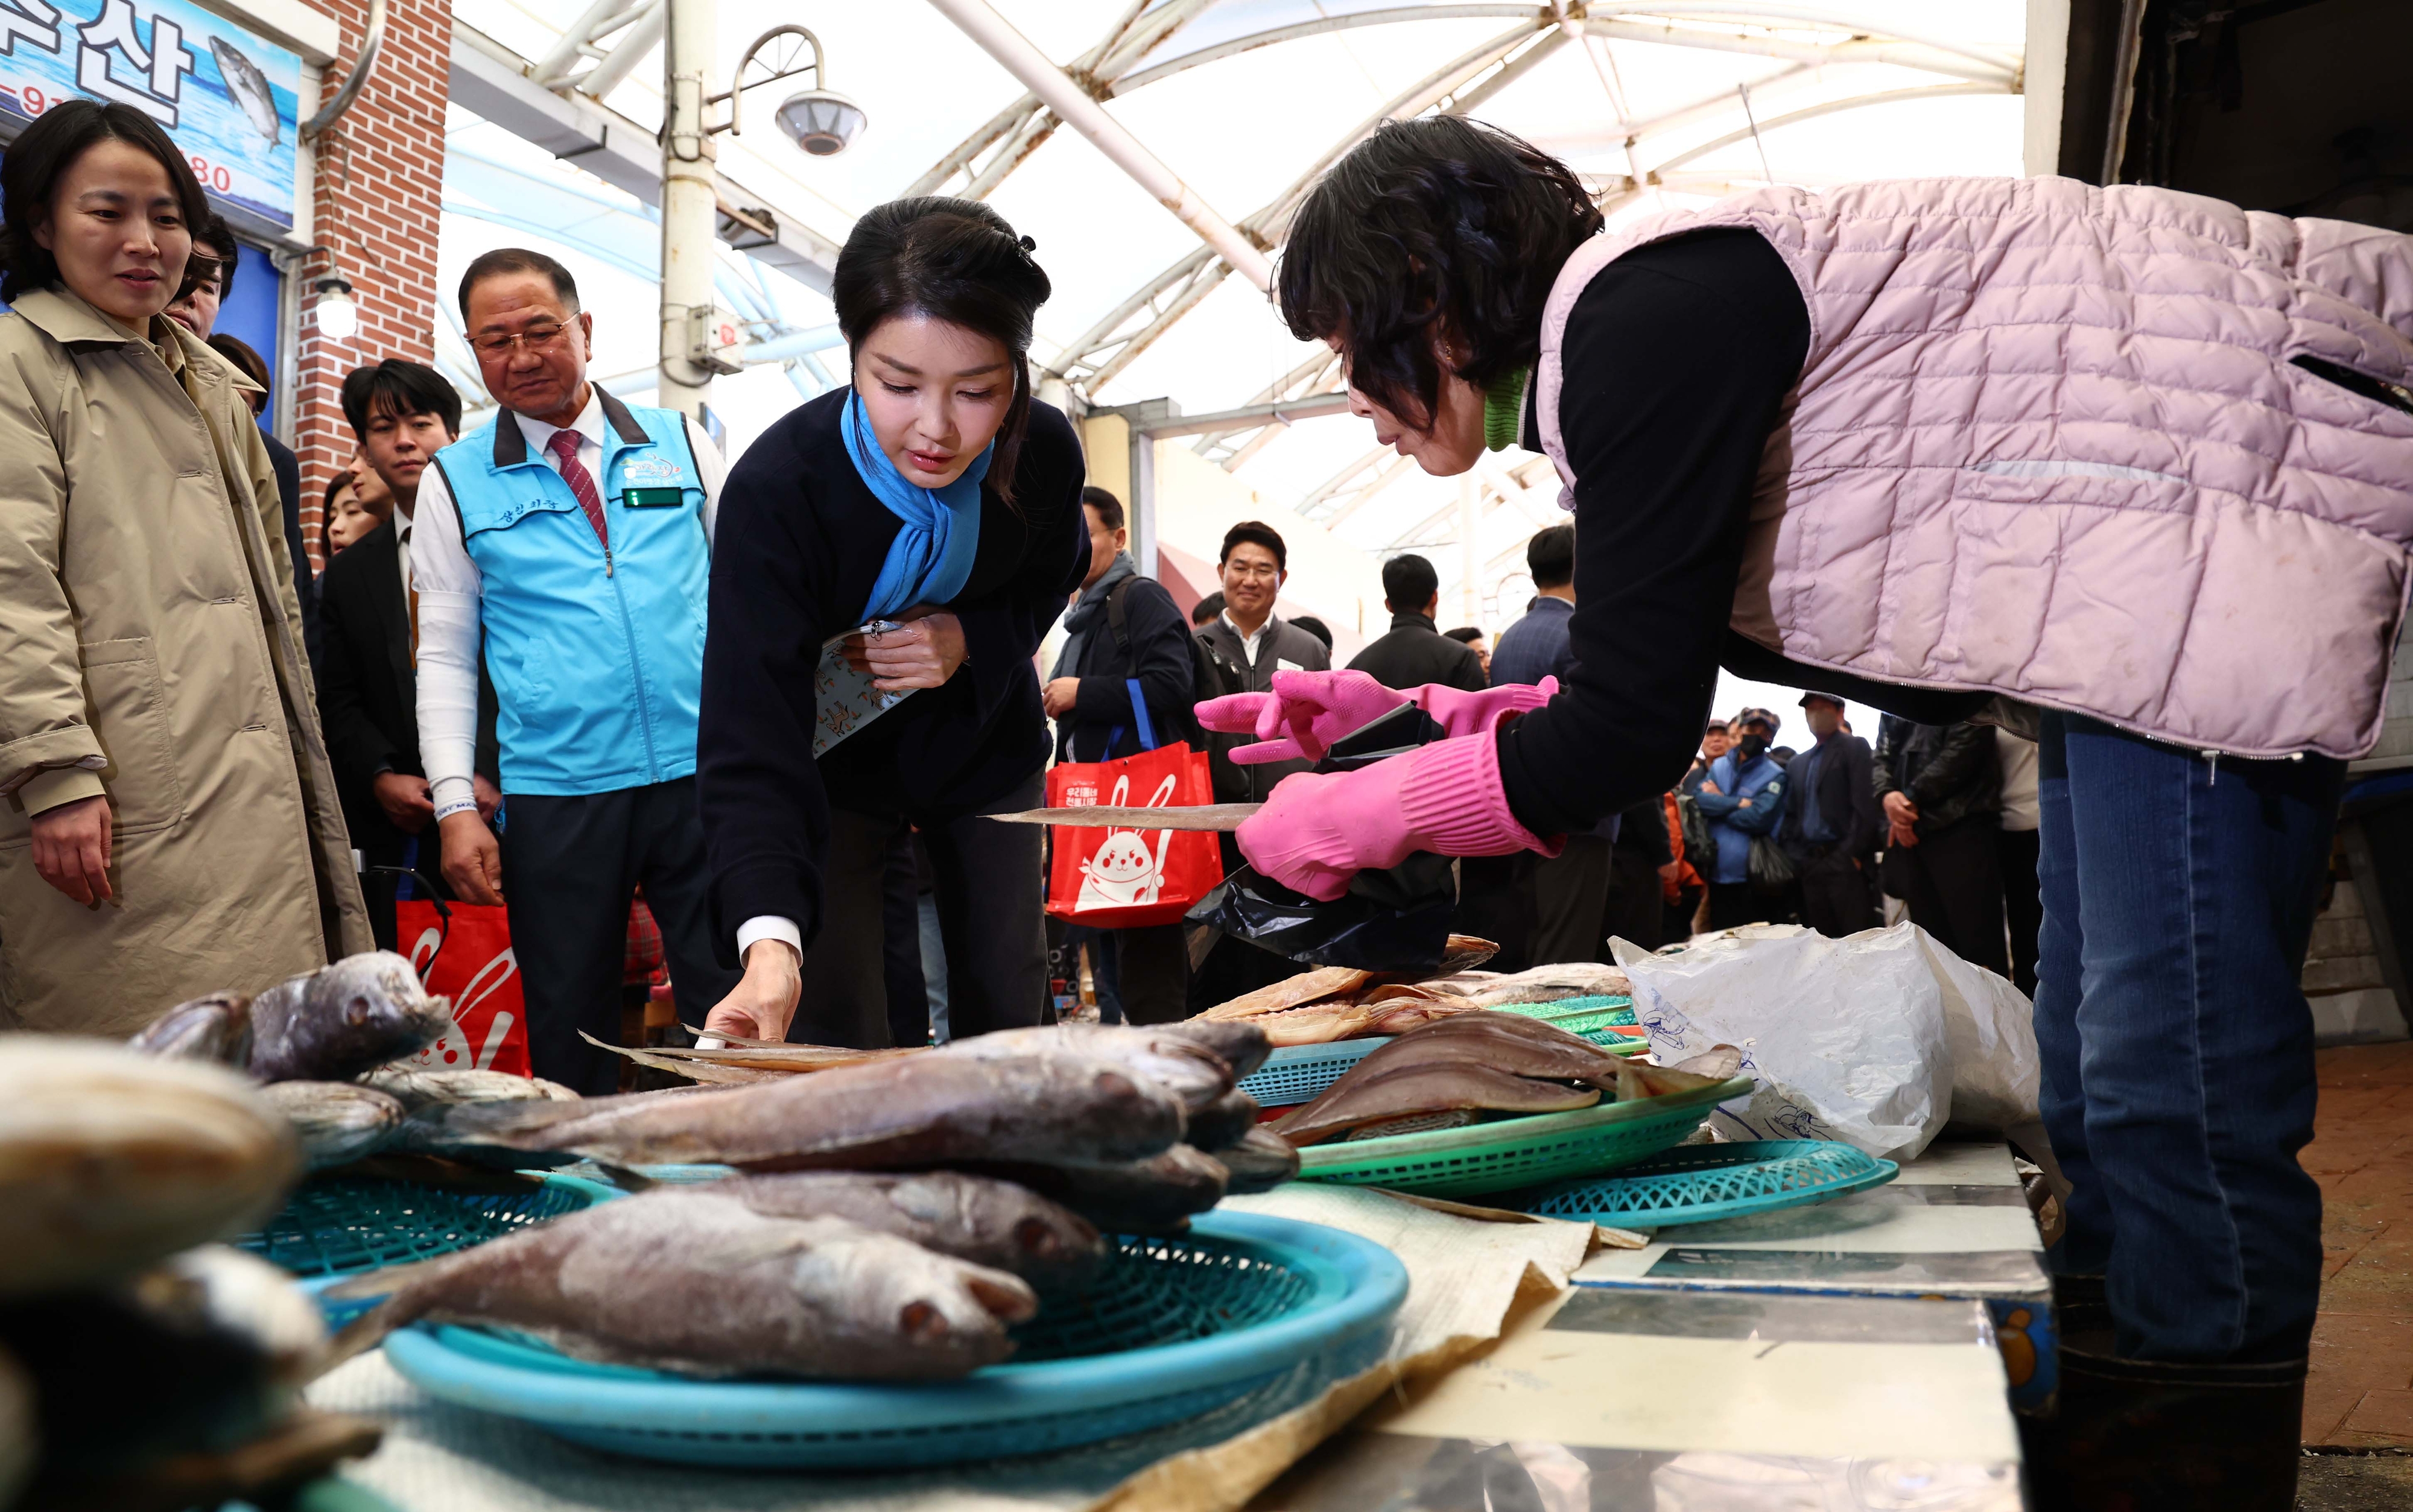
363, 1068, 581, 1112
1244, 999, 1394, 1048
3, 1038, 298, 1298
247, 953, 452, 1084
718, 1170, 1104, 1283
1184, 1089, 1261, 1152
408, 1047, 1185, 1172
577, 1034, 787, 1085
128, 992, 254, 1065
940, 1024, 1234, 1114
0, 1245, 326, 1478
1153, 1020, 1272, 1078
259, 1081, 405, 1169
1357, 1011, 1629, 1083
968, 1145, 1229, 1236
1672, 1045, 1746, 1081
1201, 966, 1370, 1020
1209, 1128, 1299, 1194
1271, 1063, 1600, 1147
329, 1190, 1035, 1380
1616, 1059, 1735, 1101
1440, 962, 1631, 1007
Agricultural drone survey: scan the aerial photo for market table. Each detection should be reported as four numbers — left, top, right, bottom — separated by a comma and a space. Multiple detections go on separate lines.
1241, 1139, 2038, 1509
296, 1143, 2042, 1510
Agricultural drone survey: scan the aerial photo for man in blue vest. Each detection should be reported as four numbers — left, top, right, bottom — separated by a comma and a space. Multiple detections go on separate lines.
411, 248, 740, 1093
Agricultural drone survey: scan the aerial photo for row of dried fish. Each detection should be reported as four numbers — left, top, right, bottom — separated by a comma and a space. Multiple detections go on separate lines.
322, 1021, 1297, 1381
1198, 951, 1634, 1047
1267, 1011, 1725, 1146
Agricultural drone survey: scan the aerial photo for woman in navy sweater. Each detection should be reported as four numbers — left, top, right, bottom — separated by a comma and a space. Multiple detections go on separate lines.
697, 198, 1086, 1048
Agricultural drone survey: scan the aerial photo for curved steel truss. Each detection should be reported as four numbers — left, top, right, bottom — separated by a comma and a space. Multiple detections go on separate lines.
917, 2, 2024, 418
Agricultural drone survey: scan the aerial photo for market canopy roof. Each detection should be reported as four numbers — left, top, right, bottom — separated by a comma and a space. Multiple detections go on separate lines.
443, 1, 2028, 606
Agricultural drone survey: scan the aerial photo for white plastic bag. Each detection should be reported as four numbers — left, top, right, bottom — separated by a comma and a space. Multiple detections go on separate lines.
1611, 922, 2040, 1162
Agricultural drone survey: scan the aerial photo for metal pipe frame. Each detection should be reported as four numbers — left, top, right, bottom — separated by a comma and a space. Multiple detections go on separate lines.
577, 0, 666, 102
1036, 5, 2017, 410
1044, 19, 1552, 399
925, 0, 1275, 289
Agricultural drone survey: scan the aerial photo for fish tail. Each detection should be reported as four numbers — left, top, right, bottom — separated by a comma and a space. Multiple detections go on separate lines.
317, 1292, 425, 1376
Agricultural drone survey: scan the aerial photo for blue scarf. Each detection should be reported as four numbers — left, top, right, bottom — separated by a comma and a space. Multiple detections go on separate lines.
844, 389, 992, 622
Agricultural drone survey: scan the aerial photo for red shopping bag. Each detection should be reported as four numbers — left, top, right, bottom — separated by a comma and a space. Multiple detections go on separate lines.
396, 897, 532, 1075
1045, 741, 1224, 930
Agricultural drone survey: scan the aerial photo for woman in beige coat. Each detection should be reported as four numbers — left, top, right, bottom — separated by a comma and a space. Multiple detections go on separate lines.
0, 100, 370, 1035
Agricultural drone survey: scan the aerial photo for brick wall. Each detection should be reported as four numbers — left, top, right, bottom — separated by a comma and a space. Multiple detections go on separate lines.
293, 0, 451, 568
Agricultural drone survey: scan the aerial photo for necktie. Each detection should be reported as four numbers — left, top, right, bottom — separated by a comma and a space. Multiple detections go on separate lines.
547, 429, 607, 553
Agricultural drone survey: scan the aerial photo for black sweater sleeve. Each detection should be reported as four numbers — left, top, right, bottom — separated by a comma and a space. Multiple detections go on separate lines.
1497, 230, 1810, 837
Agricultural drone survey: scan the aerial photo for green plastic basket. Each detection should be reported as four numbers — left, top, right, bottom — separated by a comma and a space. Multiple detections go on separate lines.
1293, 1074, 1752, 1199
234, 1172, 618, 1279
1492, 995, 1644, 1041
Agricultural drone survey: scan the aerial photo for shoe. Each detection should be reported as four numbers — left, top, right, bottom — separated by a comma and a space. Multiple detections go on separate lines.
2021, 1337, 2304, 1511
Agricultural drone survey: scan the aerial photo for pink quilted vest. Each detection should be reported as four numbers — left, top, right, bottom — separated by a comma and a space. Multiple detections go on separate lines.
1536, 176, 2413, 760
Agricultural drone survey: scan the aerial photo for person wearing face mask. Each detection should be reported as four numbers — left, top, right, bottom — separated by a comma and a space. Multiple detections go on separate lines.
410, 247, 740, 1095
1693, 709, 1787, 931
697, 198, 1086, 1050
1206, 116, 2413, 1503
0, 100, 370, 1036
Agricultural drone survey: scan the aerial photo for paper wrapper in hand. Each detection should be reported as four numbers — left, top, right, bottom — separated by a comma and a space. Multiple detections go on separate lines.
813, 624, 914, 758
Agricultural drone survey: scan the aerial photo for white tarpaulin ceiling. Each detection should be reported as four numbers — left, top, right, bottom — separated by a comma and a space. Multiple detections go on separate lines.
440, 1, 2027, 622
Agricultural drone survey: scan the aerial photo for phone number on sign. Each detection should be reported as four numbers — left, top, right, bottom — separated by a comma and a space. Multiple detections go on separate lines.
1, 85, 238, 192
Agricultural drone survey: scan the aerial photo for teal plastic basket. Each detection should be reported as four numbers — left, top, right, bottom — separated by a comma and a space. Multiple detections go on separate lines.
235, 1173, 619, 1279
1236, 1001, 1646, 1110
1295, 1075, 1752, 1199
1512, 1139, 1898, 1227
1237, 1038, 1387, 1107
381, 1210, 1406, 1469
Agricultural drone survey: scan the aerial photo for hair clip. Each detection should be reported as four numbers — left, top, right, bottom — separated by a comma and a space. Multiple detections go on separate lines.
1018, 235, 1037, 252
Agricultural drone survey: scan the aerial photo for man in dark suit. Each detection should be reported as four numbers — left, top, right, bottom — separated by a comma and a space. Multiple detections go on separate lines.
315, 360, 499, 947
1347, 553, 1489, 693
1779, 691, 1883, 937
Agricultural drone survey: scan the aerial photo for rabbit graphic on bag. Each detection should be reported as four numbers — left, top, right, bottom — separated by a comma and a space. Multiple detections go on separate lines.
1074, 773, 1178, 911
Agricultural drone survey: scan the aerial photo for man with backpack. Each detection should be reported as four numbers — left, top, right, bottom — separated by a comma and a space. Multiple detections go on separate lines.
1043, 487, 1199, 1021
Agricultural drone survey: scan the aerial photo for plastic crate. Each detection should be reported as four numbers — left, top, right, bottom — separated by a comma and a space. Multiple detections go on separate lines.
1293, 1075, 1752, 1199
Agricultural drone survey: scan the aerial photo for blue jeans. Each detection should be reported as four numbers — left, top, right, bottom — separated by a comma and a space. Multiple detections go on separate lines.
2035, 713, 2341, 1362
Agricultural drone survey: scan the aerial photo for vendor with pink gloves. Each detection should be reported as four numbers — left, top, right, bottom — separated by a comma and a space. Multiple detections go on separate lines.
1208, 116, 2413, 1510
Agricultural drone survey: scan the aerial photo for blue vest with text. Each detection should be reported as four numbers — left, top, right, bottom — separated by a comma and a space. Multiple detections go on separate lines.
431, 396, 710, 796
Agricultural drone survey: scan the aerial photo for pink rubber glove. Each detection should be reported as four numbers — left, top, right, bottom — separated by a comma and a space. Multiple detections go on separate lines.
1236, 734, 1563, 902
1415, 677, 1558, 738
1196, 669, 1408, 768
1197, 671, 1560, 767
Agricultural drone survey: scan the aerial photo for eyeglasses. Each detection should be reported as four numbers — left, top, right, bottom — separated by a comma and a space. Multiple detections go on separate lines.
471, 322, 574, 357
1223, 562, 1280, 581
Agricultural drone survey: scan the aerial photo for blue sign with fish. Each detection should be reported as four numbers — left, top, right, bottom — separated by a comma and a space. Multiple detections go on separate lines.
0, 0, 301, 230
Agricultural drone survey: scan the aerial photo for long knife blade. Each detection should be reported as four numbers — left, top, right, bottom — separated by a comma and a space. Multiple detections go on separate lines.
988, 803, 1264, 832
